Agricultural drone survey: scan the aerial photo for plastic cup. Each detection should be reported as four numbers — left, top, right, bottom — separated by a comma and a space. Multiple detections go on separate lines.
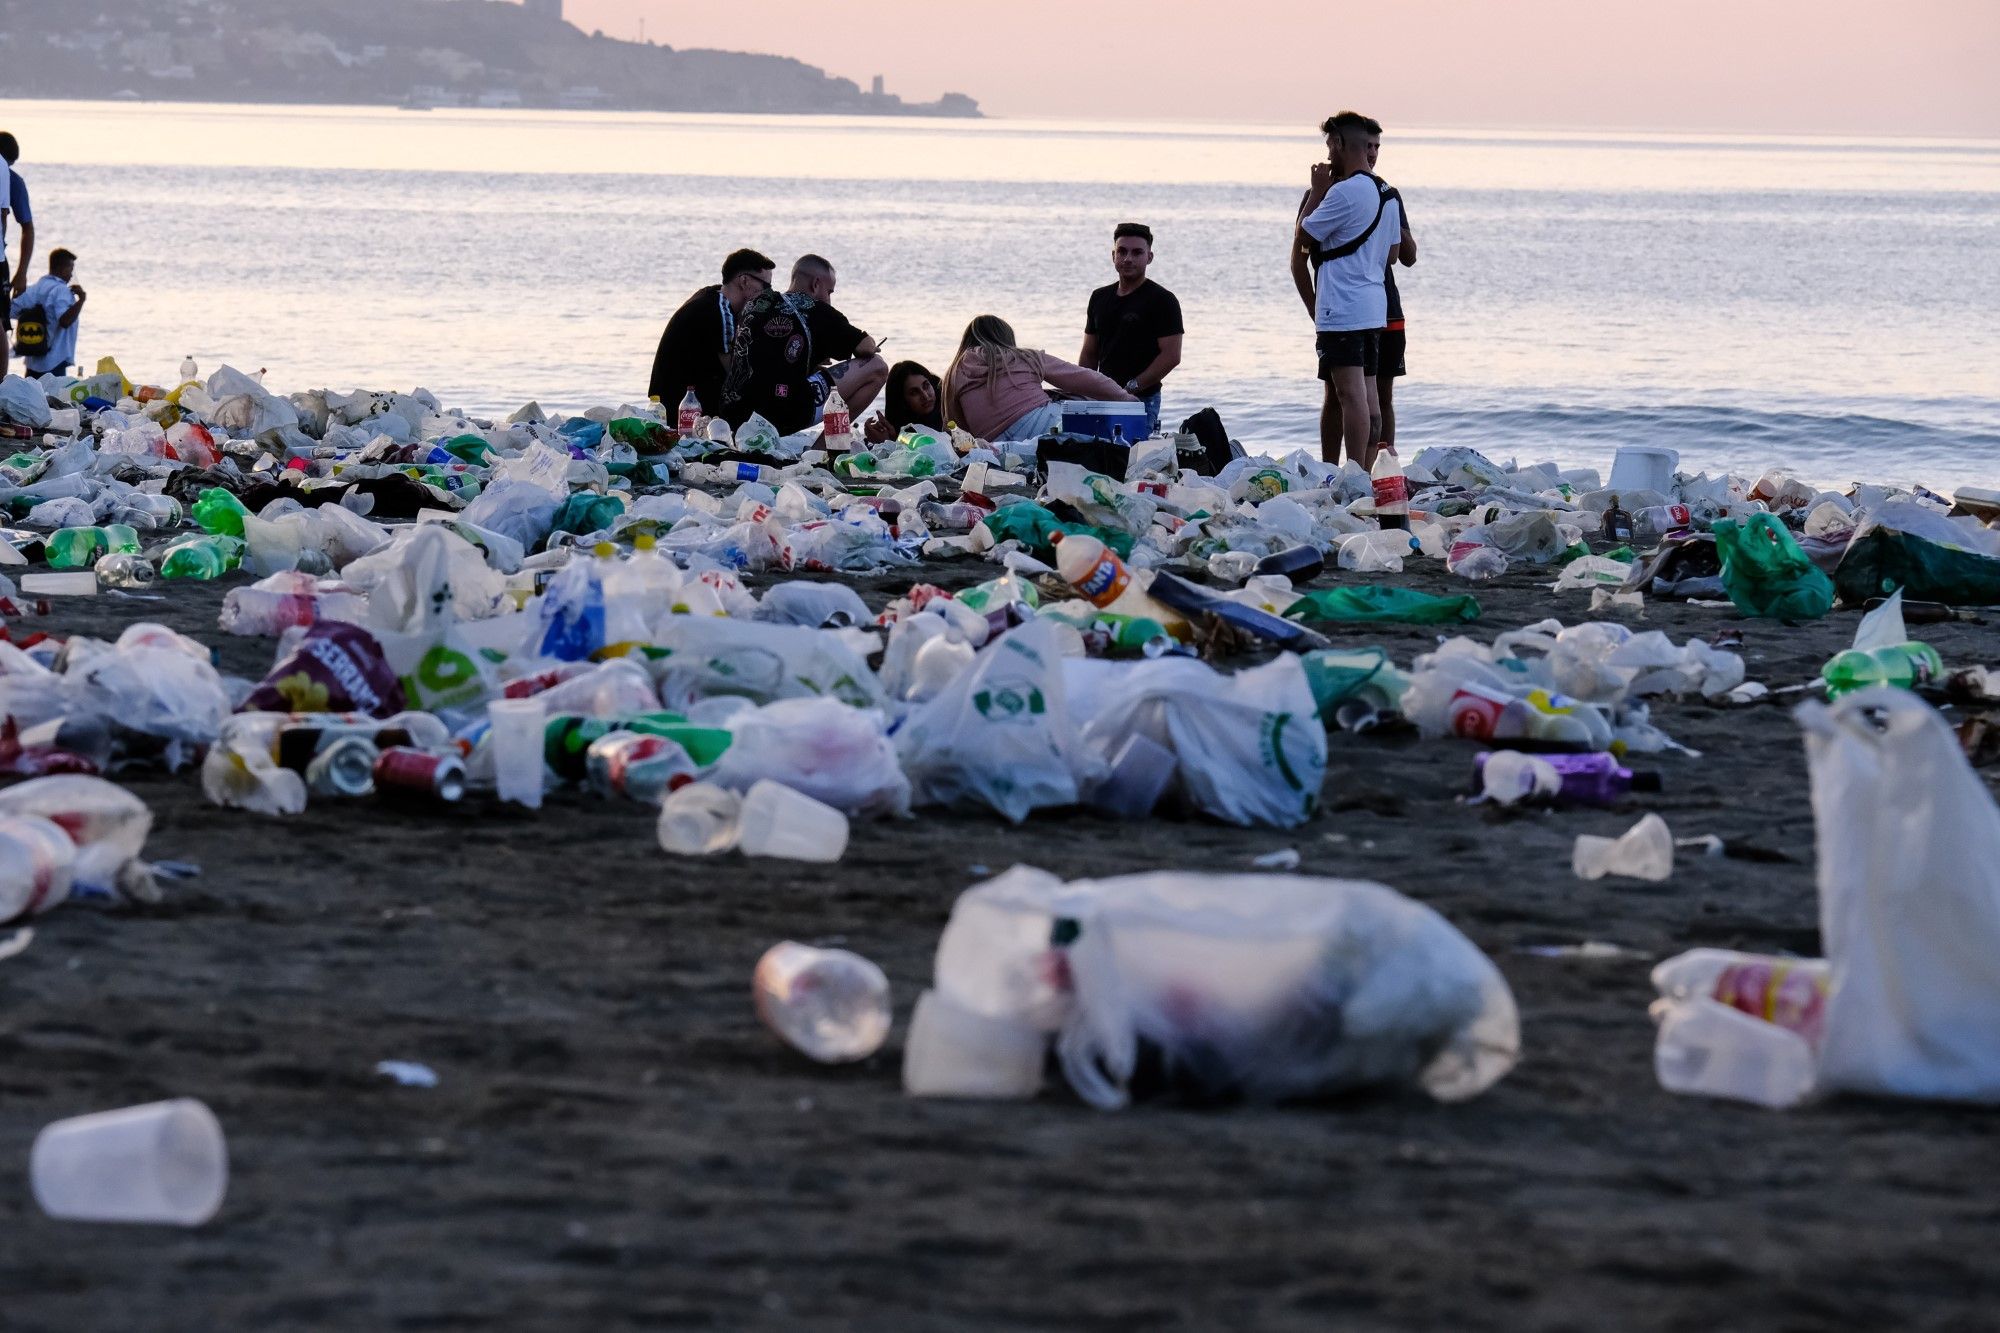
735, 780, 849, 862
902, 990, 1046, 1099
657, 781, 743, 856
487, 698, 546, 810
32, 1098, 228, 1225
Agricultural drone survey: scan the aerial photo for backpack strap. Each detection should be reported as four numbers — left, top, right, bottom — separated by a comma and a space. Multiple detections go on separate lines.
1305, 174, 1398, 268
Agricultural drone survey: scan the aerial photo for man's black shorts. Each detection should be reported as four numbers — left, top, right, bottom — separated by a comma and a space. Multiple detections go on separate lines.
1380, 325, 1407, 379
0, 259, 9, 332
1316, 329, 1379, 380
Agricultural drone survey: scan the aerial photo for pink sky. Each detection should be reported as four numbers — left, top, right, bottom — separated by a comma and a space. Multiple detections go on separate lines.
557, 0, 1999, 136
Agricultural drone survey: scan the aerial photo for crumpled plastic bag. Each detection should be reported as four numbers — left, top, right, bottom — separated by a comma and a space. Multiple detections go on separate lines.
1283, 586, 1481, 625
1065, 654, 1326, 829
896, 619, 1092, 823
244, 621, 407, 718
1714, 514, 1834, 619
0, 375, 52, 429
710, 697, 912, 818
0, 775, 155, 899
205, 366, 300, 438
917, 866, 1519, 1108
650, 616, 886, 713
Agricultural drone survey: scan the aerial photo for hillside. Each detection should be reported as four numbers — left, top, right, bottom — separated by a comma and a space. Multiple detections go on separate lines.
0, 0, 982, 117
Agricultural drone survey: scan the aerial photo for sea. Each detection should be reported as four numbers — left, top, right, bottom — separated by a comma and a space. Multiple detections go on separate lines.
4, 99, 1997, 490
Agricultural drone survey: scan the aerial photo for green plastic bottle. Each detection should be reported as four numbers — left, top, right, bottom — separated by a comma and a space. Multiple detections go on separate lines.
1822, 642, 1944, 699
159, 535, 245, 581
192, 487, 250, 537
45, 526, 108, 570
442, 433, 495, 466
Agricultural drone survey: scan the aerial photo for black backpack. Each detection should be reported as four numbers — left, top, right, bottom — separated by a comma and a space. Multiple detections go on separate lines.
1301, 173, 1400, 268
12, 301, 49, 360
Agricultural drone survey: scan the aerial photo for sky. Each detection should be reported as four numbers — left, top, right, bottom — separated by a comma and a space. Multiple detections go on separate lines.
556, 0, 2000, 136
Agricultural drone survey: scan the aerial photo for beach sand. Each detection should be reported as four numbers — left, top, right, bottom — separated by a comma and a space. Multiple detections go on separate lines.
2, 557, 1995, 1330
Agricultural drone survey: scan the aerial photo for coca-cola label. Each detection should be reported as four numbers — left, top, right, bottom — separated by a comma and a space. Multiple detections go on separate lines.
1373, 473, 1409, 512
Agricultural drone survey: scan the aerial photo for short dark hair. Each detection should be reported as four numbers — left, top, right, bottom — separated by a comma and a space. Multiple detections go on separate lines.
1319, 111, 1378, 143
721, 248, 775, 283
1113, 223, 1153, 247
0, 132, 17, 165
791, 254, 834, 284
49, 248, 76, 268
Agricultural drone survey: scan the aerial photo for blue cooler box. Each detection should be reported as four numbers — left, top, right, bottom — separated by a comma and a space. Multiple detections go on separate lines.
1060, 401, 1150, 443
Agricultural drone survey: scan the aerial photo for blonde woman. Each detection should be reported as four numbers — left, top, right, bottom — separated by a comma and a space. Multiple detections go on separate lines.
942, 315, 1134, 443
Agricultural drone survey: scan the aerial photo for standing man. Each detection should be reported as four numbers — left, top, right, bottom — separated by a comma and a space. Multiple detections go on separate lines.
1291, 111, 1406, 467
1, 133, 35, 373
1079, 223, 1183, 437
1364, 119, 1419, 450
647, 248, 777, 420
11, 249, 85, 378
724, 254, 887, 435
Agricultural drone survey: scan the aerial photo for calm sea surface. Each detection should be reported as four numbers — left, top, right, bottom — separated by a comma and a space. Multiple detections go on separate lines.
4, 100, 1997, 488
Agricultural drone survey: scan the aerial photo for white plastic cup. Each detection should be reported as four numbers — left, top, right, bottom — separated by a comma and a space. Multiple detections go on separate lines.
487, 698, 546, 810
657, 781, 744, 856
736, 780, 849, 862
32, 1098, 228, 1225
1089, 734, 1176, 819
902, 990, 1046, 1099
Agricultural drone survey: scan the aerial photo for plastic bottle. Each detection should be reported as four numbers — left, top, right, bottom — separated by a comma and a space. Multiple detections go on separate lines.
753, 941, 892, 1063
657, 781, 743, 855
1370, 449, 1409, 530
0, 814, 79, 922
1822, 642, 1944, 699
94, 553, 158, 590
1446, 540, 1509, 581
1653, 949, 1831, 1043
1475, 750, 1661, 806
1633, 503, 1693, 542
192, 488, 250, 538
45, 527, 110, 571
585, 732, 698, 804
159, 535, 243, 581
1255, 545, 1325, 586
682, 460, 779, 488
179, 356, 199, 383
1053, 532, 1132, 608
677, 388, 702, 436
821, 387, 853, 453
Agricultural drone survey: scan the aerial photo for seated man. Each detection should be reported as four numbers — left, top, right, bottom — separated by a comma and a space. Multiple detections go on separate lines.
647, 248, 776, 418
723, 254, 887, 435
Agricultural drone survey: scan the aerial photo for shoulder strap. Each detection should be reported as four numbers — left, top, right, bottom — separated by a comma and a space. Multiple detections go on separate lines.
1308, 174, 1394, 267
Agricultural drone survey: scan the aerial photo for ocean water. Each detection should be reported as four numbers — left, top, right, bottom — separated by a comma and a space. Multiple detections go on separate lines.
4, 99, 1997, 489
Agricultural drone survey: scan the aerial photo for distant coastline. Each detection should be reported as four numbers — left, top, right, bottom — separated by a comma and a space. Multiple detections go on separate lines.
0, 0, 982, 120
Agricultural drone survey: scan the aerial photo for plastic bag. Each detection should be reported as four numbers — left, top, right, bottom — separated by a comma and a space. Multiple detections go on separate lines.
1283, 586, 1481, 625
1713, 514, 1834, 619
896, 619, 1091, 823
244, 621, 407, 718
1066, 654, 1326, 828
917, 866, 1519, 1108
710, 698, 912, 818
0, 775, 153, 898
0, 375, 53, 429
753, 581, 872, 629
651, 616, 886, 713
1803, 689, 2000, 1102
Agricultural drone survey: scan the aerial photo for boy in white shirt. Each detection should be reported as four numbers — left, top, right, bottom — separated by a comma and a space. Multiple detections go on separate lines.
1292, 111, 1407, 467
10, 248, 84, 377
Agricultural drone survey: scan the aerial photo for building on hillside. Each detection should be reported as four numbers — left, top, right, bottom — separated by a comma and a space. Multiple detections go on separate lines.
523, 0, 565, 21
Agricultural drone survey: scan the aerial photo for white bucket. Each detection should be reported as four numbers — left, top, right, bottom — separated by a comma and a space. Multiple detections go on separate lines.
1608, 446, 1679, 495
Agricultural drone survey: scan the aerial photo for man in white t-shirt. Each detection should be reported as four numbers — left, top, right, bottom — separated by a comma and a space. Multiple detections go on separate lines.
9, 248, 84, 377
1293, 110, 1406, 467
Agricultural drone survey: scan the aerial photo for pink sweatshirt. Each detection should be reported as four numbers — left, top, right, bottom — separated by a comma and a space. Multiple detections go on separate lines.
945, 347, 1134, 441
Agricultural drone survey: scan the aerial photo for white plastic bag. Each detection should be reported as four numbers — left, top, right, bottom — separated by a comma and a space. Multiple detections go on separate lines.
0, 375, 53, 429
896, 619, 1090, 823
710, 697, 911, 818
651, 616, 886, 713
916, 866, 1520, 1108
1067, 655, 1326, 829
1805, 688, 2000, 1102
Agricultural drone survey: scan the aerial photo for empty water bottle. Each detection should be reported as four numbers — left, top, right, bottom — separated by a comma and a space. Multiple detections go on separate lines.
94, 553, 158, 590
753, 941, 892, 1063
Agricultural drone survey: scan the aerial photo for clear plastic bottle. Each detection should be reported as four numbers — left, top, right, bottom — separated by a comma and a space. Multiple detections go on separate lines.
1370, 448, 1409, 530
585, 732, 697, 804
676, 388, 702, 436
94, 553, 158, 590
179, 356, 199, 383
753, 941, 892, 1063
820, 387, 853, 452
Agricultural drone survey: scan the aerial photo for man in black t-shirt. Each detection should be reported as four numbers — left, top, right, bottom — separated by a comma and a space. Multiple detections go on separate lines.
723, 254, 886, 436
1080, 223, 1183, 436
648, 248, 777, 419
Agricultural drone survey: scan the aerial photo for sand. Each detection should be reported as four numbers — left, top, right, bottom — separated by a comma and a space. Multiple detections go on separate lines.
2, 557, 1996, 1331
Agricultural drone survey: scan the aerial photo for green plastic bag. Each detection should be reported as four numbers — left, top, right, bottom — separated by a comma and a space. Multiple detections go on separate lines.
977, 502, 1133, 560
551, 492, 626, 538
1713, 514, 1834, 619
1835, 526, 2000, 607
1282, 586, 1483, 625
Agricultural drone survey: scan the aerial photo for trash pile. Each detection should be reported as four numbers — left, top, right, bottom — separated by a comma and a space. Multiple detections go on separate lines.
2, 353, 1999, 1182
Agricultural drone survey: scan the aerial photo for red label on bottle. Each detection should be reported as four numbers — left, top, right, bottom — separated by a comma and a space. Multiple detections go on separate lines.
1448, 687, 1507, 739
1373, 474, 1409, 512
